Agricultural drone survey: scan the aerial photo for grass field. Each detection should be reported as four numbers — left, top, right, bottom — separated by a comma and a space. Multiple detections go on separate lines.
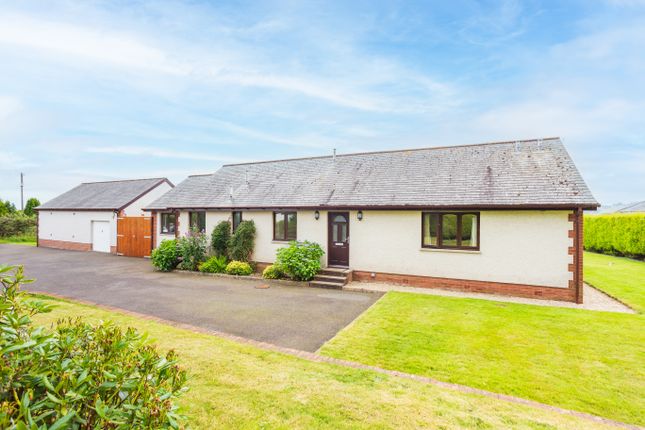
320, 292, 645, 426
0, 233, 36, 245
584, 251, 644, 312
30, 296, 616, 429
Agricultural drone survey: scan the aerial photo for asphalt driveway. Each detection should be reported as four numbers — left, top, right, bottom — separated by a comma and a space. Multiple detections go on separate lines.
0, 245, 381, 351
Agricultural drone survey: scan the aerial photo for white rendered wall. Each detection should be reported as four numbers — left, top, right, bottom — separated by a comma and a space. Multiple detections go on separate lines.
163, 209, 572, 288
38, 210, 117, 247
122, 182, 173, 216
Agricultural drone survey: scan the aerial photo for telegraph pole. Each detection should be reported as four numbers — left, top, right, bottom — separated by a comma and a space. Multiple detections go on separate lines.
20, 172, 24, 211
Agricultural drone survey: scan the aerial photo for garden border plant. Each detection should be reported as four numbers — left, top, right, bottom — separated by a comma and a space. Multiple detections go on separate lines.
276, 240, 325, 281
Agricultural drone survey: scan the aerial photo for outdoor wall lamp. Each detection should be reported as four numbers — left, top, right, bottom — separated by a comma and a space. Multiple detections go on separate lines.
314, 210, 320, 220
357, 210, 363, 221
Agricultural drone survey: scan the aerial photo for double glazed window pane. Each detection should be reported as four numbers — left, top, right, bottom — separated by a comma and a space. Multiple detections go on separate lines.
441, 214, 458, 246
461, 214, 478, 247
161, 213, 176, 234
189, 212, 206, 233
274, 212, 297, 241
422, 213, 439, 246
422, 212, 478, 249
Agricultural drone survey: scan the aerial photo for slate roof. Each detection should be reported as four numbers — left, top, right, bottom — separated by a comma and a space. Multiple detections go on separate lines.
146, 138, 598, 210
38, 178, 172, 211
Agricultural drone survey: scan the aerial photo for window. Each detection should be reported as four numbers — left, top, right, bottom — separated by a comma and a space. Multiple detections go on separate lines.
232, 211, 243, 232
422, 212, 479, 250
189, 211, 206, 233
273, 211, 297, 241
160, 213, 176, 235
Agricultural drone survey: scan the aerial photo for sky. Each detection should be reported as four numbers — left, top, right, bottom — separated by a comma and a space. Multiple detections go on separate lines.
0, 0, 644, 207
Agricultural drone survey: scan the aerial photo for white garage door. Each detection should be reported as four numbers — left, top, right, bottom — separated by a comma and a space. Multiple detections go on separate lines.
92, 221, 111, 253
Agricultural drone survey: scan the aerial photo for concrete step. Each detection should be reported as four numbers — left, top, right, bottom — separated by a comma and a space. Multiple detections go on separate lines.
313, 274, 347, 284
308, 280, 344, 290
319, 267, 351, 276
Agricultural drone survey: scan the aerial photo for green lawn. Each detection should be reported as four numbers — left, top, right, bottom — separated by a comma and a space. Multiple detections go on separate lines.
320, 293, 645, 426
30, 296, 614, 430
584, 251, 645, 312
0, 233, 36, 245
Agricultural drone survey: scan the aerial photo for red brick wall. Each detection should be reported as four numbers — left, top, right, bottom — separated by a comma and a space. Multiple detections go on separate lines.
39, 239, 92, 252
568, 209, 584, 304
352, 271, 577, 302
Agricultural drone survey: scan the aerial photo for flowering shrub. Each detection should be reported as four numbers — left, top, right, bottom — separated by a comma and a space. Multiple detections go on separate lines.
177, 229, 208, 271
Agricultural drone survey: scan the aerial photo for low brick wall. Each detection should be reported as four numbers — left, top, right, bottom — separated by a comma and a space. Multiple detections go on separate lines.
352, 271, 577, 302
39, 239, 92, 252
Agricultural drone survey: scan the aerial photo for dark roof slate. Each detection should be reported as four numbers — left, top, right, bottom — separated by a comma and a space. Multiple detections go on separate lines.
38, 178, 170, 210
147, 138, 598, 210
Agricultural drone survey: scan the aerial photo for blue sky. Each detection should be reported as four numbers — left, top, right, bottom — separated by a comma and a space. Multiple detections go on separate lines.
0, 0, 643, 207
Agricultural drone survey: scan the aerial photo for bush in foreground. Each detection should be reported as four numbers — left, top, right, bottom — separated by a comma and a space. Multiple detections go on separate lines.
276, 241, 324, 281
225, 261, 253, 276
0, 265, 187, 429
199, 255, 228, 273
584, 213, 645, 259
262, 264, 284, 279
151, 239, 179, 271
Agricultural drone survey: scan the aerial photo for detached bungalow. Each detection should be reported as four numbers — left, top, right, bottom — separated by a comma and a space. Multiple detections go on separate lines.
146, 138, 598, 303
36, 178, 173, 256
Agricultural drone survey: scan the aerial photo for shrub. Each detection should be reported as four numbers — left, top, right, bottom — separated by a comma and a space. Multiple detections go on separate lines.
177, 229, 208, 271
262, 264, 284, 279
276, 241, 325, 281
225, 260, 253, 276
0, 215, 36, 238
584, 214, 645, 259
211, 220, 231, 257
151, 239, 179, 271
199, 255, 228, 273
228, 220, 256, 262
0, 264, 187, 429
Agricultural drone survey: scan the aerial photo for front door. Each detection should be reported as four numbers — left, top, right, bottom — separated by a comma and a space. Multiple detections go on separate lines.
328, 212, 349, 266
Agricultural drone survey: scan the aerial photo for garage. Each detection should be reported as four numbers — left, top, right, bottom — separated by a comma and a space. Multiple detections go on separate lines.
36, 177, 173, 256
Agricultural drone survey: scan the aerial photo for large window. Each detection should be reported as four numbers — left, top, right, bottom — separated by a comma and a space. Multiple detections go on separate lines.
273, 211, 297, 241
160, 213, 176, 235
232, 211, 243, 232
422, 212, 479, 250
189, 211, 206, 233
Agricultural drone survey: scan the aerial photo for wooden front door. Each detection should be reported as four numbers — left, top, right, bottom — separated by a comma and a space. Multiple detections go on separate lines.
328, 212, 349, 267
117, 216, 153, 258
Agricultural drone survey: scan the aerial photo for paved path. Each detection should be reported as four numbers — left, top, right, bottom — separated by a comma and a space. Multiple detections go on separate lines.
0, 245, 381, 351
345, 281, 635, 313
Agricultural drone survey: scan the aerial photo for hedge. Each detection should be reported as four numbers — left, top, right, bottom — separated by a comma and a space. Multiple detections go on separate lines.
0, 216, 36, 238
584, 213, 645, 259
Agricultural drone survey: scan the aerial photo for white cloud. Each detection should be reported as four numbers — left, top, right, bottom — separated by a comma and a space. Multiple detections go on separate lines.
0, 96, 22, 121
84, 145, 250, 164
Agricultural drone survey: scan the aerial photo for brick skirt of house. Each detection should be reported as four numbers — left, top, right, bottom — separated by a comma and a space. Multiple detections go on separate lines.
352, 271, 577, 302
39, 239, 92, 252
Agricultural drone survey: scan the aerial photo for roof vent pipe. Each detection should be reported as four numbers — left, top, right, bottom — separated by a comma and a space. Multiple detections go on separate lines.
514, 141, 520, 152
333, 148, 336, 161
229, 186, 234, 198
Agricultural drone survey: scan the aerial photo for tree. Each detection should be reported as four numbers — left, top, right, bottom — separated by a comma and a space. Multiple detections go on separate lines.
23, 197, 40, 217
0, 200, 16, 216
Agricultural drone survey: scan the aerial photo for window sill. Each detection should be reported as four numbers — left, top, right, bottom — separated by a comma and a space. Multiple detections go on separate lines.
160, 233, 176, 236
420, 248, 481, 254
271, 240, 295, 244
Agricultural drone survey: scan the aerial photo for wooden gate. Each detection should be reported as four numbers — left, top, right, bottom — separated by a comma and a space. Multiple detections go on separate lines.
117, 216, 153, 258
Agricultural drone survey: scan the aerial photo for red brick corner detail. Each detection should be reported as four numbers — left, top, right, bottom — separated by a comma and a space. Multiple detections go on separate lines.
568, 209, 584, 304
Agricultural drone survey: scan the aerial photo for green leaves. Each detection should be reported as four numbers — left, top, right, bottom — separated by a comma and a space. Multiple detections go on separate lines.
276, 241, 325, 281
151, 239, 180, 272
227, 220, 256, 262
211, 220, 231, 257
225, 261, 253, 276
0, 264, 188, 429
584, 214, 645, 258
